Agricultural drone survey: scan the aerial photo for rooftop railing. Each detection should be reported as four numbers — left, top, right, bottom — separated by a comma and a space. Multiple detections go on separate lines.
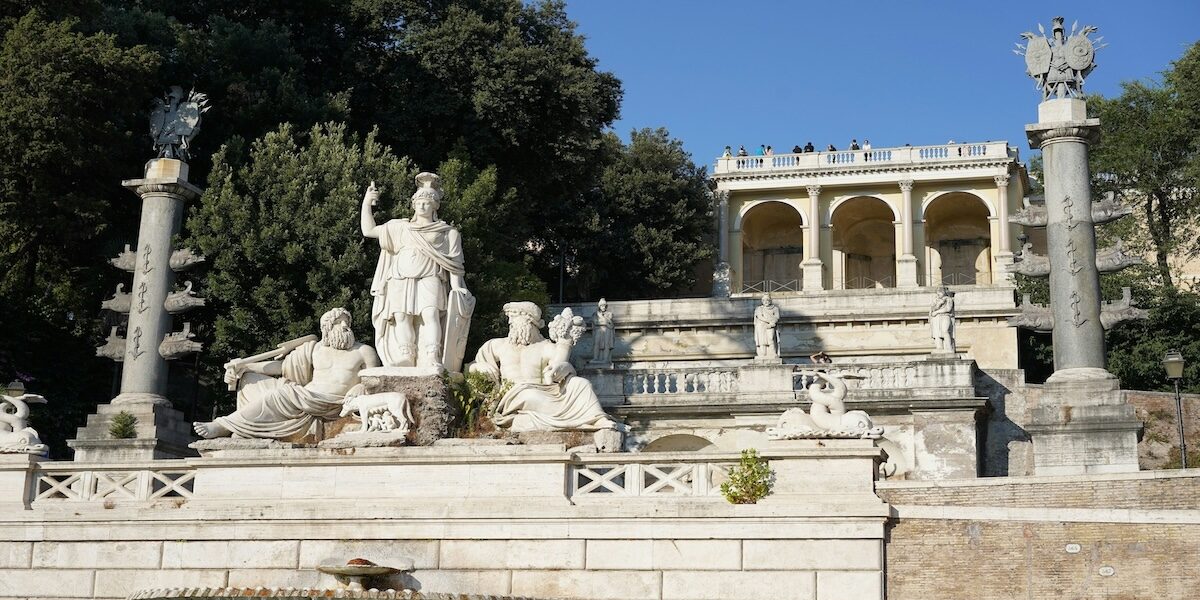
714, 141, 1016, 175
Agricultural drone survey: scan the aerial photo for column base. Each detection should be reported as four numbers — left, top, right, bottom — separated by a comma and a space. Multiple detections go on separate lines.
1027, 372, 1142, 475
897, 255, 919, 288
801, 259, 824, 291
993, 251, 1014, 284
68, 402, 196, 462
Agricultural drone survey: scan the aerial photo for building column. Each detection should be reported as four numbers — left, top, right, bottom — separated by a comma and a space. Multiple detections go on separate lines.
896, 179, 919, 288
713, 189, 731, 296
993, 173, 1014, 283
801, 185, 824, 291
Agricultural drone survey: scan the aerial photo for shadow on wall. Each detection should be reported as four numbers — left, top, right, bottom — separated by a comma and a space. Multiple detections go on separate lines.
975, 368, 1031, 477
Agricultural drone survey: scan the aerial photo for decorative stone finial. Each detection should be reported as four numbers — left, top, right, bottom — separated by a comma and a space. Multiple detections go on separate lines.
1015, 17, 1105, 100
149, 86, 210, 161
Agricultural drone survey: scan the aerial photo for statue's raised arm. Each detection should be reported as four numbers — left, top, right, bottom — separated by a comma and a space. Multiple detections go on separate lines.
361, 181, 381, 239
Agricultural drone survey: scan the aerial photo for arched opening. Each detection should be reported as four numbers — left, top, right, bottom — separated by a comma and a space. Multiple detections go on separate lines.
832, 197, 896, 289
924, 193, 993, 286
642, 434, 716, 452
740, 202, 804, 293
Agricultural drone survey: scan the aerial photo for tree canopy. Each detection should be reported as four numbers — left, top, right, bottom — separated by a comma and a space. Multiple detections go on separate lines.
0, 0, 715, 451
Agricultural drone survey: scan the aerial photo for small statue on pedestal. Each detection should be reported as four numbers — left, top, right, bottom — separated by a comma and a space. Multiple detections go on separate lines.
590, 298, 614, 365
753, 293, 781, 361
929, 287, 957, 355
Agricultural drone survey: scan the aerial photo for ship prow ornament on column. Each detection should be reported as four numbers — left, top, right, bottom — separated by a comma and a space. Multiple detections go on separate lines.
71, 87, 210, 461
1011, 19, 1142, 475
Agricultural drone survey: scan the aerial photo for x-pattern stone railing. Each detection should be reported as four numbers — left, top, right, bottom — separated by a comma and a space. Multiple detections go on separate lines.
32, 461, 195, 504
570, 455, 735, 499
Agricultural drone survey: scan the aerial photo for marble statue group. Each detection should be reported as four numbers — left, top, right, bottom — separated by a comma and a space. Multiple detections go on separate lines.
195, 172, 624, 448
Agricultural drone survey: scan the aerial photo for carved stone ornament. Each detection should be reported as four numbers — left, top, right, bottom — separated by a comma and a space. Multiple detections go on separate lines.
767, 370, 882, 440
338, 392, 413, 436
95, 327, 126, 362
110, 244, 136, 272
100, 283, 131, 313
1006, 242, 1051, 277
1095, 239, 1144, 273
1091, 191, 1134, 225
159, 322, 203, 360
0, 382, 48, 455
169, 248, 207, 271
1099, 287, 1149, 329
1011, 196, 1048, 227
150, 86, 210, 161
1016, 16, 1105, 100
164, 281, 206, 313
1009, 294, 1054, 332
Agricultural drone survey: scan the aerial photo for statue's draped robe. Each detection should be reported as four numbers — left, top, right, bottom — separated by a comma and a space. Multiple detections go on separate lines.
215, 341, 342, 439
754, 305, 780, 351
930, 298, 955, 346
473, 340, 615, 432
592, 311, 614, 361
370, 219, 465, 365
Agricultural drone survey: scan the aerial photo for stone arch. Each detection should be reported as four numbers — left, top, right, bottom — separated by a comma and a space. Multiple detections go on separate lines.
921, 190, 996, 219
828, 194, 899, 226
924, 192, 993, 286
831, 196, 896, 289
641, 434, 717, 453
739, 201, 805, 291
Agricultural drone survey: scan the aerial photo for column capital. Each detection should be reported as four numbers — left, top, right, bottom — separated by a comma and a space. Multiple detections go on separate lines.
714, 188, 730, 205
898, 179, 914, 193
994, 173, 1011, 187
805, 184, 822, 197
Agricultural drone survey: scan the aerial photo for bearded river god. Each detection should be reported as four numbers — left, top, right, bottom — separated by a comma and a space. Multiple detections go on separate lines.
468, 301, 621, 433
192, 307, 381, 439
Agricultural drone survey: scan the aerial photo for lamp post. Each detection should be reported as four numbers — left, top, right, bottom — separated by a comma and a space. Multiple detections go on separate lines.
1163, 350, 1187, 468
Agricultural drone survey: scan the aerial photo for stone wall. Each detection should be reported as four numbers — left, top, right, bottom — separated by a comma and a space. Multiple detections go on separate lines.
877, 469, 1200, 510
1123, 389, 1200, 469
881, 470, 1200, 599
0, 442, 888, 600
885, 519, 1199, 600
0, 538, 884, 600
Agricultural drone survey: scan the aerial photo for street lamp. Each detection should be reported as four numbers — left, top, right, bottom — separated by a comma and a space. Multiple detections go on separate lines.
1162, 350, 1187, 468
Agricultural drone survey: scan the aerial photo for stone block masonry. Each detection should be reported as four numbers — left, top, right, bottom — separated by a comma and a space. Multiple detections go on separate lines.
881, 470, 1200, 600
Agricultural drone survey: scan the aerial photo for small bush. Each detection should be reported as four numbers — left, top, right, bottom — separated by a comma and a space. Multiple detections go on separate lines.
721, 448, 774, 504
447, 371, 511, 437
108, 411, 138, 439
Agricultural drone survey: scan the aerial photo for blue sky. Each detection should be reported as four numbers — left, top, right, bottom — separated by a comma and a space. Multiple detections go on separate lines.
563, 1, 1200, 168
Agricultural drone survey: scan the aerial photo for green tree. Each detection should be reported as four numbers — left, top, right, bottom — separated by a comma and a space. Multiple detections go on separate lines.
0, 11, 160, 455
1089, 41, 1200, 289
186, 123, 415, 405
573, 128, 713, 299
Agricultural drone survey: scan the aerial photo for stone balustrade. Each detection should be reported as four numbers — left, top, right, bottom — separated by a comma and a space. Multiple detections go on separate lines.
714, 141, 1014, 175
30, 461, 195, 505
570, 453, 735, 498
624, 368, 739, 396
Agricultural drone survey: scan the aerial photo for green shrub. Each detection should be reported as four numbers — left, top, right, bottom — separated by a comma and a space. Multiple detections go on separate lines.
721, 449, 774, 504
447, 371, 511, 437
108, 411, 138, 439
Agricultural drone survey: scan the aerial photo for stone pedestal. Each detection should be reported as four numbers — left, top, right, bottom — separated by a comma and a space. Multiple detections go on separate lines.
896, 255, 920, 288
737, 363, 794, 403
802, 258, 825, 291
1027, 374, 1141, 475
68, 402, 196, 462
71, 159, 201, 461
761, 438, 888, 509
359, 368, 454, 446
